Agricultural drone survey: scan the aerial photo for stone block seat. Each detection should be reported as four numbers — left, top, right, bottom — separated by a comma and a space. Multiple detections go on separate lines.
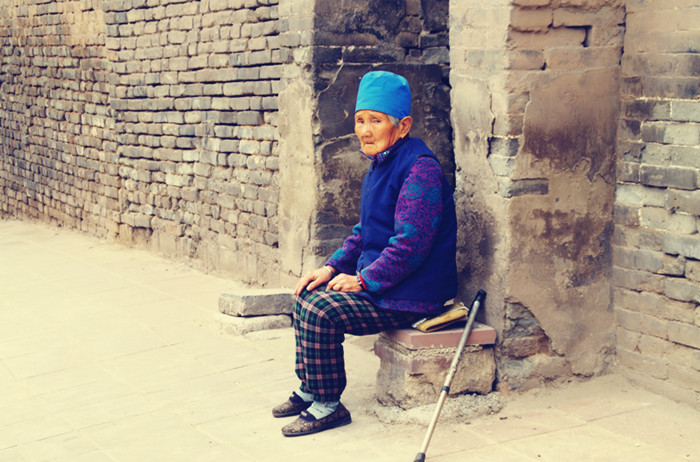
374, 322, 497, 409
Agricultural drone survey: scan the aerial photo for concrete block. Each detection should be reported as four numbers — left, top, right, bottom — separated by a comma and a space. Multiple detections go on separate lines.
219, 288, 294, 316
215, 312, 291, 336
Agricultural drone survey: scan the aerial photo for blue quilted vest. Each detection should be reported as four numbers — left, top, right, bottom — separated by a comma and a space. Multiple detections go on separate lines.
357, 137, 458, 303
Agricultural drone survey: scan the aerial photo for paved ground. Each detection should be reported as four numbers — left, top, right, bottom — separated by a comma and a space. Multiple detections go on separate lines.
1, 219, 699, 462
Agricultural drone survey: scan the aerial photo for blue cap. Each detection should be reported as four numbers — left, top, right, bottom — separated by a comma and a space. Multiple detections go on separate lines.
355, 71, 411, 119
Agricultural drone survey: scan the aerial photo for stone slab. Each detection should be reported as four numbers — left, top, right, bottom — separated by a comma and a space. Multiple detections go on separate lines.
218, 289, 294, 317
214, 312, 291, 336
381, 322, 497, 350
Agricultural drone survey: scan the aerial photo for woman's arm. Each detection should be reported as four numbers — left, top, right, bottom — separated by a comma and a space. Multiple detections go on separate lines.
358, 157, 444, 294
325, 223, 363, 275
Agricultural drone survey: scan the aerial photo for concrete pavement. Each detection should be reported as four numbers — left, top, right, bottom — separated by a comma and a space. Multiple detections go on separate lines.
1, 219, 699, 462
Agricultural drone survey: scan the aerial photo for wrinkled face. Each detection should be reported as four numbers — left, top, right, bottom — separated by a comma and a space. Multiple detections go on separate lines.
354, 110, 402, 157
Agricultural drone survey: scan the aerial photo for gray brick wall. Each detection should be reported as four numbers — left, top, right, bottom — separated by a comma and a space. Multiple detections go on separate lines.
105, 0, 283, 282
0, 0, 284, 283
0, 0, 117, 236
615, 0, 700, 406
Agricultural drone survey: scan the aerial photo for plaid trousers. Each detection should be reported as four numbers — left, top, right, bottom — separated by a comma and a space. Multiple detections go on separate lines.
294, 288, 422, 402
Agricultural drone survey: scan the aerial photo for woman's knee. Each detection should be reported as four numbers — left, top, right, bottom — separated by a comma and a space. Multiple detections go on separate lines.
294, 289, 323, 318
295, 291, 340, 324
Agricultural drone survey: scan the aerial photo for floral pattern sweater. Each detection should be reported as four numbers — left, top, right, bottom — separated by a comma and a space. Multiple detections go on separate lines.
326, 148, 448, 315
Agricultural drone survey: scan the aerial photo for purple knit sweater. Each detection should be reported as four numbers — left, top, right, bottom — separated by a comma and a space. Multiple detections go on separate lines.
326, 152, 447, 315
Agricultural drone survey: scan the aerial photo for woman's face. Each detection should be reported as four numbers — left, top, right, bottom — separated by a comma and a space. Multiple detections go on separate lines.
354, 110, 403, 157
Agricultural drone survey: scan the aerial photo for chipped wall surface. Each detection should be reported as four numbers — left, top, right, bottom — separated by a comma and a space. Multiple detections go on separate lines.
450, 0, 623, 389
449, 0, 510, 333
508, 68, 619, 379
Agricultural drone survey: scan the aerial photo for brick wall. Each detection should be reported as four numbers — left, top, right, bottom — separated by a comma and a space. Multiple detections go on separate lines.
105, 0, 284, 282
0, 0, 116, 236
0, 0, 285, 284
614, 0, 700, 406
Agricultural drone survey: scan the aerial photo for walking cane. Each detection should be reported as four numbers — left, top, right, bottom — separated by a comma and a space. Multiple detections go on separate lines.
413, 289, 487, 462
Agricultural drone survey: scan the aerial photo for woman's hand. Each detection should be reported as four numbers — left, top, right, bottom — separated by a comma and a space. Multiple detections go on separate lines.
325, 273, 362, 293
294, 266, 363, 295
294, 266, 335, 295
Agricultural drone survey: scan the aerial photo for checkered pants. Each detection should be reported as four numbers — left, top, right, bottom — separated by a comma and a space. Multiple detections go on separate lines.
294, 288, 422, 402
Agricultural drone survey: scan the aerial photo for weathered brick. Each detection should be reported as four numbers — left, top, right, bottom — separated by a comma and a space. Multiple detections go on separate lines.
640, 164, 697, 190
640, 291, 696, 323
659, 254, 687, 277
663, 234, 700, 260
613, 266, 665, 293
508, 28, 587, 50
665, 278, 700, 304
640, 206, 697, 234
622, 99, 671, 121
643, 121, 700, 146
669, 363, 700, 393
545, 46, 621, 71
615, 184, 666, 207
511, 8, 552, 32
668, 321, 700, 349
687, 260, 700, 283
614, 203, 640, 227
667, 190, 700, 216
614, 287, 640, 312
670, 100, 700, 123
617, 349, 669, 380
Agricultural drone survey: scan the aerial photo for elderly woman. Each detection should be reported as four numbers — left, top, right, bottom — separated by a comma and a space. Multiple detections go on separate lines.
274, 71, 458, 437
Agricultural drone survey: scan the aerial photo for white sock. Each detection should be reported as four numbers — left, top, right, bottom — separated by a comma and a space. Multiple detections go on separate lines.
306, 400, 339, 420
296, 387, 314, 403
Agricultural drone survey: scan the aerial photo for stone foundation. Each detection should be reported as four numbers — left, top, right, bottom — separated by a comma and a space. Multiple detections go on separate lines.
374, 324, 497, 409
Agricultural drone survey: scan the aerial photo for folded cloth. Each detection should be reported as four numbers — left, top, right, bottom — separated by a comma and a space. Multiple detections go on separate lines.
412, 302, 469, 333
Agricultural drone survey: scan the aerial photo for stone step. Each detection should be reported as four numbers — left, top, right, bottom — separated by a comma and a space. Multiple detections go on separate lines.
374, 323, 498, 409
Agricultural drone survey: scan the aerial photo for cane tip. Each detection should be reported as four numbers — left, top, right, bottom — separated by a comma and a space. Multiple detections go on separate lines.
413, 453, 426, 462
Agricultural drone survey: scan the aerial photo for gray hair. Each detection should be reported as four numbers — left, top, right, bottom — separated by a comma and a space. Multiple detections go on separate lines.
388, 114, 400, 127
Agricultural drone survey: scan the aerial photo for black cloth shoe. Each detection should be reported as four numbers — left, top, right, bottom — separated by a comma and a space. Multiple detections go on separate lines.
281, 403, 352, 437
272, 392, 312, 418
